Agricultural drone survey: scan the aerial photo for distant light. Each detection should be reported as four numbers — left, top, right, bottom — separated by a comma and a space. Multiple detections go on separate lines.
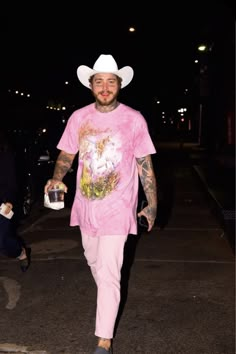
194, 59, 199, 63
156, 100, 161, 104
62, 106, 66, 110
129, 27, 135, 32
198, 45, 207, 52
65, 81, 69, 85
188, 119, 191, 130
178, 108, 187, 113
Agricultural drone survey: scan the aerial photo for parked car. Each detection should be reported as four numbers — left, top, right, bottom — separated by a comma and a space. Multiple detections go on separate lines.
7, 123, 76, 220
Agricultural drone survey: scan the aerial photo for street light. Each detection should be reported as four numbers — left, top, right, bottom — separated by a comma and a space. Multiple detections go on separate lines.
197, 43, 209, 146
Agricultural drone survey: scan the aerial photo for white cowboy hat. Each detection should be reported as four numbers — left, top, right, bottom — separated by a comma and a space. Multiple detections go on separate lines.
77, 54, 134, 89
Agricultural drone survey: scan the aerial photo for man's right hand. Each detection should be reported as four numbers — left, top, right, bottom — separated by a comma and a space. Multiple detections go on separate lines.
44, 179, 68, 194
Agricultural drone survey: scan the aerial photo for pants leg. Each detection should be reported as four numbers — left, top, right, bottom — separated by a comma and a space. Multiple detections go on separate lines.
0, 215, 22, 258
81, 233, 128, 339
81, 232, 99, 284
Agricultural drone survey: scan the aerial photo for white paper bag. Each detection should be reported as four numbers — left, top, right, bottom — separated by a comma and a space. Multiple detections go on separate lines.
44, 194, 64, 210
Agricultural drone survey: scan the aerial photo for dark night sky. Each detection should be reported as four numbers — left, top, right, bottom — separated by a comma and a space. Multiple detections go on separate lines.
2, 1, 234, 108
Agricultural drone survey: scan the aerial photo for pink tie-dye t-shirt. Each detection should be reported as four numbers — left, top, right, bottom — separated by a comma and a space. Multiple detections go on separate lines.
57, 103, 156, 236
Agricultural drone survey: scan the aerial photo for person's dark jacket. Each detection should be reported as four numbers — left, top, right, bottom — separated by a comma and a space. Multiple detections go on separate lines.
0, 131, 18, 206
0, 151, 18, 205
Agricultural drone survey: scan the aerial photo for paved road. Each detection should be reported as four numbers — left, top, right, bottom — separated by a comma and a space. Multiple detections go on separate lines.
0, 145, 234, 354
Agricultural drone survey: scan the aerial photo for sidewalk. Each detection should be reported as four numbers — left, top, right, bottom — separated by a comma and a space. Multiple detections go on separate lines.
0, 146, 235, 354
189, 144, 235, 253
156, 141, 235, 253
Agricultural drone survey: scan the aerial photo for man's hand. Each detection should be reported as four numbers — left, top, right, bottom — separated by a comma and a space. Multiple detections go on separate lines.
44, 179, 68, 195
2, 202, 13, 215
137, 205, 156, 232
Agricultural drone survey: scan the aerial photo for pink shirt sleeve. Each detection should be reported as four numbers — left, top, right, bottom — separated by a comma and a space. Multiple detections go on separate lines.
133, 112, 156, 158
57, 111, 80, 154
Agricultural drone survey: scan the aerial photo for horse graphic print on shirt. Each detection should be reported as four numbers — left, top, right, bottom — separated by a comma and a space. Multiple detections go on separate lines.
79, 121, 122, 199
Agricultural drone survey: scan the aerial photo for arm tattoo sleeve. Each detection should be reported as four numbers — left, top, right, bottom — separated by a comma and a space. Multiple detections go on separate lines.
136, 155, 157, 210
53, 151, 75, 181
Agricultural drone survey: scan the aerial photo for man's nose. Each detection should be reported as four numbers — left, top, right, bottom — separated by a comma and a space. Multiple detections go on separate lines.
102, 82, 110, 90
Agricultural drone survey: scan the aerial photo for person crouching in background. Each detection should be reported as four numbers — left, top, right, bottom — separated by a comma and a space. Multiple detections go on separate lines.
0, 129, 31, 272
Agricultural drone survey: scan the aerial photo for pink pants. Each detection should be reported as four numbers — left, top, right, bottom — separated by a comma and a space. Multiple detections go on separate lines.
81, 233, 128, 339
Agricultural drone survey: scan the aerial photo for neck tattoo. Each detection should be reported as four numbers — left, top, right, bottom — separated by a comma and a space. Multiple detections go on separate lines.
96, 101, 119, 113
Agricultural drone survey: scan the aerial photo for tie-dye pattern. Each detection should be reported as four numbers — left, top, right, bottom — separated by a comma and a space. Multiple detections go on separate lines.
57, 103, 156, 236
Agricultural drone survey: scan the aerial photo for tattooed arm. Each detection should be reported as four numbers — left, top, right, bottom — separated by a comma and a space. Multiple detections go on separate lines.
136, 155, 157, 231
44, 151, 76, 194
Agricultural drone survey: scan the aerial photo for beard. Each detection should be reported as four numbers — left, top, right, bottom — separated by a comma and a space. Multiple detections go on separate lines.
93, 90, 119, 106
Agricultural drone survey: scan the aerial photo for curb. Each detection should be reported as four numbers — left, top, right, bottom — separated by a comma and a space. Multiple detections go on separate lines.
192, 165, 235, 254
